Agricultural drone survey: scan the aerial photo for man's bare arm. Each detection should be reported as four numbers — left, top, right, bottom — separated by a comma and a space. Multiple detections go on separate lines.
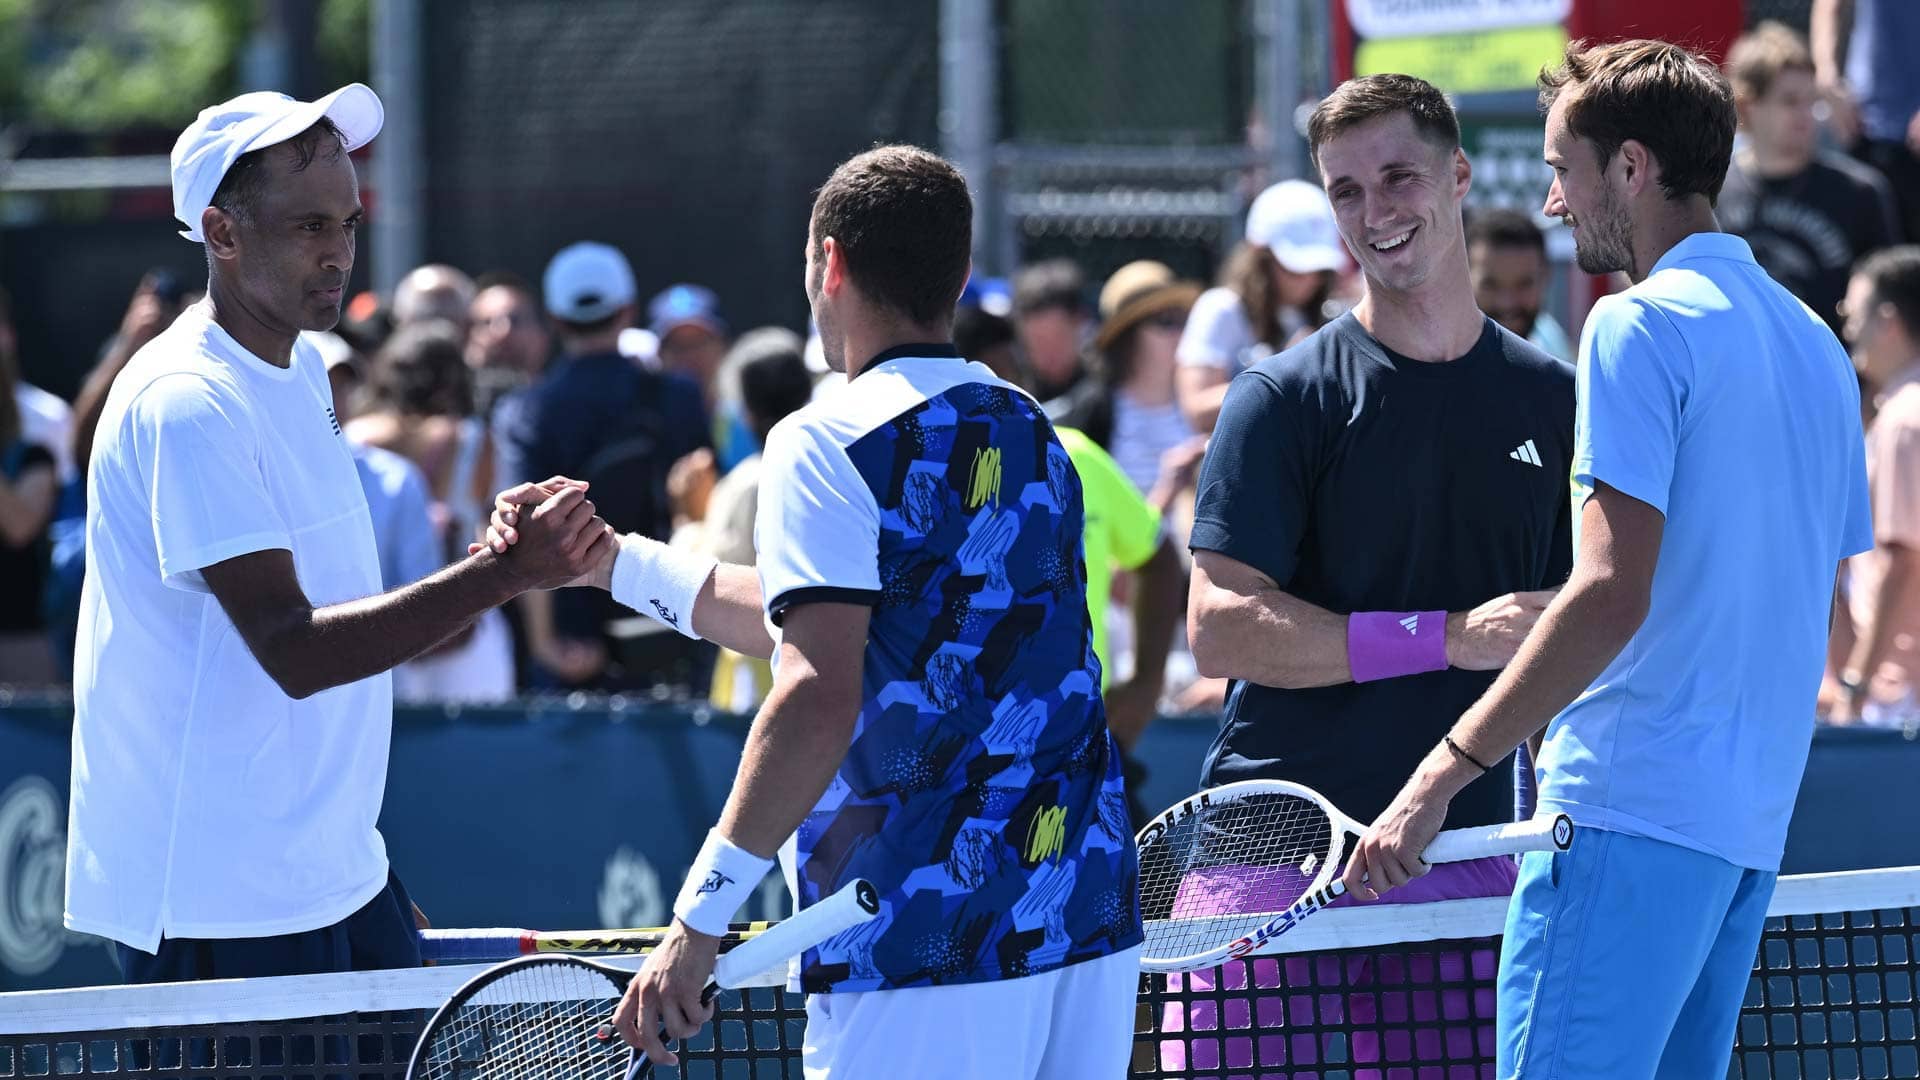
1188, 550, 1350, 686
1188, 550, 1557, 688
489, 485, 776, 660
1345, 483, 1661, 894
1343, 482, 1663, 896
1811, 0, 1861, 145
1811, 0, 1855, 87
1843, 543, 1917, 696
204, 486, 611, 699
688, 563, 776, 660
715, 602, 868, 856
1440, 483, 1662, 769
1106, 538, 1183, 748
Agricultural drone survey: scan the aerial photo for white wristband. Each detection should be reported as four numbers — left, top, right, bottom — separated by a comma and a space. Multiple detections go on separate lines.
609, 533, 717, 640
673, 829, 773, 937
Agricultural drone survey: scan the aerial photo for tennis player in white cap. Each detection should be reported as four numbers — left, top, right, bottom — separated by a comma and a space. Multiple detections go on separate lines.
64, 85, 612, 983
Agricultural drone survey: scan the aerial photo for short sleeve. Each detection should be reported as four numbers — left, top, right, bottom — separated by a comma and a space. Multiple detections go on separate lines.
1176, 288, 1256, 371
1573, 295, 1690, 516
1188, 369, 1319, 587
127, 374, 292, 591
754, 415, 881, 626
1072, 435, 1162, 571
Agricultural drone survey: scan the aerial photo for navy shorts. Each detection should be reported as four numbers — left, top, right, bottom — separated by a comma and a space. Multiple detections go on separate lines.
115, 869, 423, 983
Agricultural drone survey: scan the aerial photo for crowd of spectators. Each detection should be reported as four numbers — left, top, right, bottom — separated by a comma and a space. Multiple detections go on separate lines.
1, 15, 1914, 735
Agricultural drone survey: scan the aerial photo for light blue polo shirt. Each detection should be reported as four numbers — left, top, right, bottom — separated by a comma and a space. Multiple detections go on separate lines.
1536, 232, 1871, 871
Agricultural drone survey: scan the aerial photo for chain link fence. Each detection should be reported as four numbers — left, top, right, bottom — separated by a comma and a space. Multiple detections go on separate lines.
987, 0, 1284, 289
416, 0, 938, 333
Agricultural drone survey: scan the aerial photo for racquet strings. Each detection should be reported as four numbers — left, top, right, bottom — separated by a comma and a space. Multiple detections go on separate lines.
413, 959, 632, 1080
1138, 790, 1338, 962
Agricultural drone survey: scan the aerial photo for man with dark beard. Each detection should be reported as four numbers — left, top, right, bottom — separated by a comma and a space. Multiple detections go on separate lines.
1351, 40, 1872, 1076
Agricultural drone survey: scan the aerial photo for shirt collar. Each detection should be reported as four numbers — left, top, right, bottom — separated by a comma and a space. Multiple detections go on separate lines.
1649, 231, 1756, 277
850, 342, 960, 380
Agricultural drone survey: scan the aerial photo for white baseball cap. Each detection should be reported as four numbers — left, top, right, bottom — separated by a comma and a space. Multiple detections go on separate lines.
543, 242, 637, 323
170, 84, 384, 243
1245, 179, 1347, 274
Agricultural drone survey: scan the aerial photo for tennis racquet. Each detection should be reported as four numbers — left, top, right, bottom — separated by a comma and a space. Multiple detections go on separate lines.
1135, 779, 1572, 972
404, 879, 880, 1080
419, 920, 782, 963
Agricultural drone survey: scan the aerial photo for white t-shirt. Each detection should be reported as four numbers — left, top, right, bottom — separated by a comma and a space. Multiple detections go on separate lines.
16, 382, 75, 483
1175, 287, 1262, 373
65, 302, 393, 951
1110, 394, 1191, 495
1538, 233, 1872, 871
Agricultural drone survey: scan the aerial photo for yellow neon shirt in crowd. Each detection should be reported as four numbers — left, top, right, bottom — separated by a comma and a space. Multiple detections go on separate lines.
1055, 425, 1163, 688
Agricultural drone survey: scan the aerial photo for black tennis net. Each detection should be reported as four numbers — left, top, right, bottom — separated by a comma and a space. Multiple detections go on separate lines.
1, 868, 1912, 1079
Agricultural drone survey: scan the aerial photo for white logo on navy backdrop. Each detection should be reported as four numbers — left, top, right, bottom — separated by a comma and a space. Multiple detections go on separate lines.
598, 845, 666, 930
597, 845, 793, 929
0, 776, 67, 976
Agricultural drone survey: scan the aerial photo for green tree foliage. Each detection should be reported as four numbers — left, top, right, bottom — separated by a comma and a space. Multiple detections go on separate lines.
0, 0, 370, 133
318, 0, 369, 90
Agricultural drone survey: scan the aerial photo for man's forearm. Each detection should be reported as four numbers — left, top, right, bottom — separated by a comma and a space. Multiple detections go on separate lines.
1190, 583, 1352, 687
1811, 0, 1853, 85
1443, 581, 1641, 785
691, 564, 775, 660
1846, 553, 1914, 687
262, 553, 517, 698
71, 366, 129, 477
714, 669, 859, 857
1128, 542, 1183, 695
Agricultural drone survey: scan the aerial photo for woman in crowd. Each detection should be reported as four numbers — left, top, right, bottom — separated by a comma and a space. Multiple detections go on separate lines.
345, 320, 513, 702
346, 320, 494, 555
1091, 260, 1204, 495
1175, 179, 1347, 432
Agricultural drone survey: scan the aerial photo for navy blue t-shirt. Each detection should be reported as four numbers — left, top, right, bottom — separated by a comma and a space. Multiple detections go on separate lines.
492, 351, 710, 644
1189, 313, 1574, 830
491, 350, 710, 526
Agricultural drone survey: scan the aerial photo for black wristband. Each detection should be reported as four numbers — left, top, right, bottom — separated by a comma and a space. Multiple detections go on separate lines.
1444, 734, 1493, 772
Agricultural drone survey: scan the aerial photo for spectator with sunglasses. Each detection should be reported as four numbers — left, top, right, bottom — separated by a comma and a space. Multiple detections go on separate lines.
1088, 261, 1205, 495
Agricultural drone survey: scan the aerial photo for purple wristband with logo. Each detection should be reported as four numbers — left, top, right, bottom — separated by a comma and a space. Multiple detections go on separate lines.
1347, 610, 1448, 682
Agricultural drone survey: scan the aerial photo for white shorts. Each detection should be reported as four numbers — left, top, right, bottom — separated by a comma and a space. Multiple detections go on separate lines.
802, 945, 1142, 1079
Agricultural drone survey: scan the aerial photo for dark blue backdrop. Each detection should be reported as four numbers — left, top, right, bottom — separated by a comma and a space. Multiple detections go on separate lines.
3, 699, 1914, 991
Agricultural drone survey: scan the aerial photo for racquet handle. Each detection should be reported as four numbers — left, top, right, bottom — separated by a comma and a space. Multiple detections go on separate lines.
1421, 813, 1574, 864
713, 878, 881, 988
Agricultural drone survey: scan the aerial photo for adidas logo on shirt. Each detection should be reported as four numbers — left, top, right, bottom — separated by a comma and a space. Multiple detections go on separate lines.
1399, 614, 1420, 635
1509, 439, 1542, 467
326, 406, 342, 436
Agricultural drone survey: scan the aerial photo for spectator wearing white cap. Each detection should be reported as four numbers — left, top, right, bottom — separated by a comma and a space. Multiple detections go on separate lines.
491, 242, 710, 689
1176, 179, 1348, 432
66, 85, 613, 983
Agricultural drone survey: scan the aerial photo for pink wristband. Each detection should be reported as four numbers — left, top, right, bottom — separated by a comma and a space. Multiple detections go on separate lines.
1347, 610, 1448, 682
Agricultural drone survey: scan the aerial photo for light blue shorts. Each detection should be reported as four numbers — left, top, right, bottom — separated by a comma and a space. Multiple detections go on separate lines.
1498, 827, 1776, 1078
